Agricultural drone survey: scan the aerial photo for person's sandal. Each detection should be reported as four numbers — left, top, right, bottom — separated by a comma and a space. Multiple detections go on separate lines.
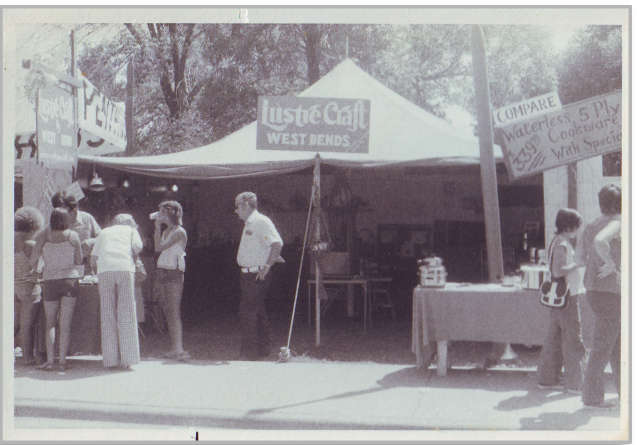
161, 351, 177, 359
18, 357, 35, 366
175, 351, 191, 362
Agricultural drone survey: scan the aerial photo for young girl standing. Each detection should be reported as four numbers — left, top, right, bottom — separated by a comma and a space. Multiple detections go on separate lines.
537, 208, 586, 393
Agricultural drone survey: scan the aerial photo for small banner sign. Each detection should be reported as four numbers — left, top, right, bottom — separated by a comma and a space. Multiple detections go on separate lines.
498, 91, 621, 179
36, 83, 77, 168
77, 72, 127, 150
64, 181, 86, 202
256, 96, 370, 153
493, 91, 562, 127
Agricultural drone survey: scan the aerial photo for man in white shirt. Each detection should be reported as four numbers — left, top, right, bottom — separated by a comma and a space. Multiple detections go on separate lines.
234, 192, 283, 360
63, 194, 101, 256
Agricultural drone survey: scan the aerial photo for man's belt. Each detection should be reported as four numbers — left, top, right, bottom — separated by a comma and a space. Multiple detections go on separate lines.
241, 266, 261, 273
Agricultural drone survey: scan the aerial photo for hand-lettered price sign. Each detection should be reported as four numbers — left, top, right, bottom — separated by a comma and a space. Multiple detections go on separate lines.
498, 91, 621, 179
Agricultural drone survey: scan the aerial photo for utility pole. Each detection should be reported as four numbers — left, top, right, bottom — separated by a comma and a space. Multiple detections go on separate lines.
70, 29, 78, 179
472, 25, 517, 363
567, 163, 577, 209
471, 25, 504, 282
126, 57, 135, 155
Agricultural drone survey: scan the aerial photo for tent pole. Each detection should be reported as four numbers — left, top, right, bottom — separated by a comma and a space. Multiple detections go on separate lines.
314, 154, 322, 346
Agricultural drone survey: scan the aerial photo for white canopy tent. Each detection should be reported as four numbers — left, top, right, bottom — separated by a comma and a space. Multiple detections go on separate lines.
79, 59, 502, 179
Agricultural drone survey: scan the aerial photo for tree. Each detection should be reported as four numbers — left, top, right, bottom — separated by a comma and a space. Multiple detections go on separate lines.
481, 25, 557, 109
71, 23, 560, 155
556, 25, 621, 104
195, 24, 296, 141
125, 23, 201, 120
556, 25, 622, 175
195, 24, 391, 141
370, 25, 472, 118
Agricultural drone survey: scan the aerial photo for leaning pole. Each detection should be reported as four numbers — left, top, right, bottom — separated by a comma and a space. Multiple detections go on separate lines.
471, 25, 504, 283
472, 25, 518, 361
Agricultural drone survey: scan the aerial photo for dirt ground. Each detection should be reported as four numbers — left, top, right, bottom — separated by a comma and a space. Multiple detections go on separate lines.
139, 297, 542, 368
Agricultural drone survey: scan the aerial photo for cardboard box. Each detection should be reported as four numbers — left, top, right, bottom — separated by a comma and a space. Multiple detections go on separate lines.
311, 252, 351, 275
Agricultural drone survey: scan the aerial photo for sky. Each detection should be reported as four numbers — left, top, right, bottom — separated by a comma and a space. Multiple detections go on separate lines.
545, 24, 583, 52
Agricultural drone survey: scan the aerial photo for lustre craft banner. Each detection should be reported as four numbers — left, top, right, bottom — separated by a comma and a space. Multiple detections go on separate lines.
256, 96, 370, 153
498, 90, 621, 179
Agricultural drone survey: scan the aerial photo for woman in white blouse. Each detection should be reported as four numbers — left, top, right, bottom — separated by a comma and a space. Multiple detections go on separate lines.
91, 213, 143, 370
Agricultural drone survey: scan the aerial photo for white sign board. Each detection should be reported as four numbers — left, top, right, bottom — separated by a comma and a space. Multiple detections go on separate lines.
64, 181, 85, 202
256, 96, 370, 153
498, 91, 621, 179
77, 72, 126, 149
493, 92, 562, 127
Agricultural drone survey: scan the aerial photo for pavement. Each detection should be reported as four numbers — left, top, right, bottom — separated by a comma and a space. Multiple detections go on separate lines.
9, 353, 626, 441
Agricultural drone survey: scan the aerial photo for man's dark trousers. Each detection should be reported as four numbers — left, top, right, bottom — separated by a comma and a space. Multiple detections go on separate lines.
239, 272, 272, 359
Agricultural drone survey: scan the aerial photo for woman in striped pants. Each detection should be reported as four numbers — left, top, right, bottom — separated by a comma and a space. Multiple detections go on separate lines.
91, 214, 143, 369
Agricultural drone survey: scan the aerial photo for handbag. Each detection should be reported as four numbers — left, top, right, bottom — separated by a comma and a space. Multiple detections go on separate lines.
539, 237, 569, 308
130, 228, 147, 283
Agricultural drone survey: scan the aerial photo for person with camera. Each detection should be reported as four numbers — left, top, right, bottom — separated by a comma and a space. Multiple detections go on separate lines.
152, 201, 189, 361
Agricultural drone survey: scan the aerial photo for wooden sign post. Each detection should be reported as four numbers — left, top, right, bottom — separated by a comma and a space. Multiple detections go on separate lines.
471, 25, 504, 283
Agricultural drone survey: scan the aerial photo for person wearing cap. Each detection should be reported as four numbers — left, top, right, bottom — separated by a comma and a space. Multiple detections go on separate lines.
35, 192, 101, 274
153, 200, 189, 361
91, 213, 143, 370
234, 192, 283, 360
62, 194, 101, 267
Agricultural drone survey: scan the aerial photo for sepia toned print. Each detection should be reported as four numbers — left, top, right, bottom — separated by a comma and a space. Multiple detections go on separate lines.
3, 6, 629, 442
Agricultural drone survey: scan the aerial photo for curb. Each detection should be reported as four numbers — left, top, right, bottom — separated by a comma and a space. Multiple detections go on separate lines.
14, 400, 430, 430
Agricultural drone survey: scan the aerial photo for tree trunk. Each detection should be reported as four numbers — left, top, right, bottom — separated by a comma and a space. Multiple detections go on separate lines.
160, 72, 179, 118
303, 24, 321, 85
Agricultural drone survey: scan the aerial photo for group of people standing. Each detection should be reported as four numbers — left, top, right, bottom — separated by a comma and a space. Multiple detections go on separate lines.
537, 183, 622, 410
14, 189, 282, 370
14, 193, 99, 371
15, 182, 621, 409
13, 194, 188, 371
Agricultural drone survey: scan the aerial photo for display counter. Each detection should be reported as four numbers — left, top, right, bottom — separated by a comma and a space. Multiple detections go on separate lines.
69, 282, 101, 355
411, 283, 548, 376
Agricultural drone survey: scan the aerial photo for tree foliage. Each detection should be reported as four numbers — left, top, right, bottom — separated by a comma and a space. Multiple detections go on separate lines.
68, 23, 566, 155
557, 25, 621, 104
370, 25, 471, 118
